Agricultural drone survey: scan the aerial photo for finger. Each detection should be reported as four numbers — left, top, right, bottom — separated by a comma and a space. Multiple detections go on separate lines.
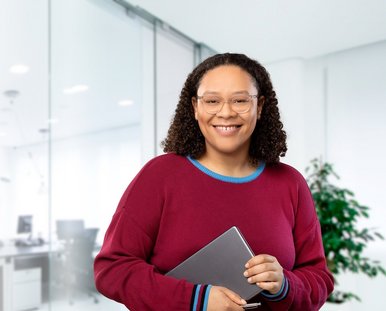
245, 254, 276, 268
244, 262, 277, 277
255, 281, 282, 294
246, 271, 280, 284
221, 287, 247, 305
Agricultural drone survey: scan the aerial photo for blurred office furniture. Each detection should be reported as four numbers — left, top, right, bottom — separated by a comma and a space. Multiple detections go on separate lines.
0, 243, 57, 311
55, 220, 99, 304
17, 215, 32, 234
0, 216, 56, 310
56, 219, 85, 242
13, 267, 41, 310
15, 215, 44, 247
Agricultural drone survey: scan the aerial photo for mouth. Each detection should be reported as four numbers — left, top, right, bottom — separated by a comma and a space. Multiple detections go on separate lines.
213, 125, 241, 131
213, 125, 241, 135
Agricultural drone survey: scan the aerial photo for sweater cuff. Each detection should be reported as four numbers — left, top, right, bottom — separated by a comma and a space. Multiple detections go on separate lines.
190, 284, 212, 311
260, 276, 289, 302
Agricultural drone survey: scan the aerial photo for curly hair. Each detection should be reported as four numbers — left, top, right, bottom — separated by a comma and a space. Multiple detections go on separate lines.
161, 53, 287, 165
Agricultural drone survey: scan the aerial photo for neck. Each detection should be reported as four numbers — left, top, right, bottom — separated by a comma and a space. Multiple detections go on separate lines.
197, 150, 256, 177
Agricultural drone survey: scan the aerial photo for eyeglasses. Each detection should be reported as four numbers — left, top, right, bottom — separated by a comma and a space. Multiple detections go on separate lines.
197, 94, 258, 114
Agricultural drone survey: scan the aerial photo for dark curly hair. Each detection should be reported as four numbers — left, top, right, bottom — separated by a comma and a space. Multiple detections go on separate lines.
161, 53, 287, 165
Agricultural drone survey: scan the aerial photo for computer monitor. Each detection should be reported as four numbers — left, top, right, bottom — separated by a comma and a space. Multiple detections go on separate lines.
17, 215, 33, 234
56, 219, 85, 240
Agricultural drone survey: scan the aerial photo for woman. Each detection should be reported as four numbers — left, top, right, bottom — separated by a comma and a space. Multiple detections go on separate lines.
94, 53, 334, 310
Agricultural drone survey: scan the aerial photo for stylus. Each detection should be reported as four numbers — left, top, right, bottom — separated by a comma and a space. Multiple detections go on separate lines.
243, 302, 261, 309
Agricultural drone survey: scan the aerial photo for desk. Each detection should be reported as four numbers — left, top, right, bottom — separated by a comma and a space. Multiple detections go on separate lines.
0, 243, 63, 311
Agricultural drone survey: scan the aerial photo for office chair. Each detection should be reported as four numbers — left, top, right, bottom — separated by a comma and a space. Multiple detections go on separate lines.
60, 227, 100, 304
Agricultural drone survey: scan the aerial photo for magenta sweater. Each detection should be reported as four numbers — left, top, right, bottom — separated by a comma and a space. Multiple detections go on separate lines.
94, 154, 333, 310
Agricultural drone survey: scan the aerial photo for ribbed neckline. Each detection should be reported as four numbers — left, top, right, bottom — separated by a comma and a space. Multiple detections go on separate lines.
187, 156, 265, 184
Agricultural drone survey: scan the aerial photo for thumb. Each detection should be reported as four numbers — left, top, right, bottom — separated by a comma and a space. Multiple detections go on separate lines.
221, 287, 247, 306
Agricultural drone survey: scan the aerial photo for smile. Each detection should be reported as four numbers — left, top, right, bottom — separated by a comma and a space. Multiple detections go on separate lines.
213, 125, 241, 136
214, 125, 241, 131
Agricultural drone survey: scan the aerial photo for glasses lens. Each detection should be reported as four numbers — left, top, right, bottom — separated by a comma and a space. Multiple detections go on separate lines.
230, 95, 252, 113
199, 95, 254, 114
201, 95, 223, 114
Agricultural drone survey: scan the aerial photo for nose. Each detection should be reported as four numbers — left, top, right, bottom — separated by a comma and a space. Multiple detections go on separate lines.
216, 101, 237, 118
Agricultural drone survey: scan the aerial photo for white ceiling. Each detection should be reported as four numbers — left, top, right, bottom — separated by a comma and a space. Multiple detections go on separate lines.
128, 0, 386, 63
0, 0, 142, 147
1, 0, 386, 148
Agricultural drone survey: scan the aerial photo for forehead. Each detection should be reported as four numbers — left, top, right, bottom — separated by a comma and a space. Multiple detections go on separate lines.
198, 65, 256, 92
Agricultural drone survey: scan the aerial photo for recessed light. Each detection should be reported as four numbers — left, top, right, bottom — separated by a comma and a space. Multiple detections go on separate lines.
9, 64, 30, 74
118, 99, 134, 107
63, 84, 89, 95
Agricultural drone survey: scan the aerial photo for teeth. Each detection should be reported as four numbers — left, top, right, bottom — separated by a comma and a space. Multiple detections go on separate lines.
216, 126, 237, 131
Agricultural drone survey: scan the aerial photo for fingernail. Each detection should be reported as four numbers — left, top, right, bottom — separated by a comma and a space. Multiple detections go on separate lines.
245, 263, 249, 268
248, 277, 252, 283
243, 271, 248, 277
241, 299, 247, 304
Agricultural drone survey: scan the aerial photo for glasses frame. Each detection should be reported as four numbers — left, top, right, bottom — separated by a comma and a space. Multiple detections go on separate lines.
196, 94, 258, 115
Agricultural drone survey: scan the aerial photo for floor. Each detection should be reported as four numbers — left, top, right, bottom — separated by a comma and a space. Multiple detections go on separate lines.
39, 294, 127, 311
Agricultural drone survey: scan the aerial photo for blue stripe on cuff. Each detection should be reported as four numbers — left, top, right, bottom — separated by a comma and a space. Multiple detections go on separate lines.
192, 284, 201, 311
203, 285, 212, 311
260, 276, 288, 301
266, 279, 289, 301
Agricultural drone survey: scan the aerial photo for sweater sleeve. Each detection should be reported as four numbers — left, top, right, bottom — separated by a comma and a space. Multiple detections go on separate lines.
263, 172, 334, 310
93, 162, 210, 311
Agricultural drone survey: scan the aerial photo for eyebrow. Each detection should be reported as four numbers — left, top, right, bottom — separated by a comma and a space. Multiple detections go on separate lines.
200, 90, 251, 95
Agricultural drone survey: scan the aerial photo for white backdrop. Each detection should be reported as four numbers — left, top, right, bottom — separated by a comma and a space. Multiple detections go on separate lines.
266, 41, 386, 310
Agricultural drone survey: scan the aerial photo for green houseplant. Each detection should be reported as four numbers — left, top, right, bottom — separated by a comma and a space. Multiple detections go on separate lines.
305, 158, 385, 303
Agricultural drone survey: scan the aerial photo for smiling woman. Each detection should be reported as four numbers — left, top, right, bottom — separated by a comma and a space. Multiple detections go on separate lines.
94, 53, 334, 311
191, 65, 262, 176
163, 53, 287, 167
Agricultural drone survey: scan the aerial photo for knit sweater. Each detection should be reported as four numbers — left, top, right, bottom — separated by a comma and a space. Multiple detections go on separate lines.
94, 153, 334, 310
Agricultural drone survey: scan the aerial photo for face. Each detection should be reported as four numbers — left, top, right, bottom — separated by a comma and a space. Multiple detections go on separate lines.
192, 65, 264, 159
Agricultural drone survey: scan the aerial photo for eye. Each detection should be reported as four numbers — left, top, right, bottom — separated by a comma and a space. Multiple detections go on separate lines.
232, 96, 249, 104
203, 96, 222, 105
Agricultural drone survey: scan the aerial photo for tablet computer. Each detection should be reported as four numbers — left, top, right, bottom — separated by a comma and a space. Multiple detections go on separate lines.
166, 226, 262, 300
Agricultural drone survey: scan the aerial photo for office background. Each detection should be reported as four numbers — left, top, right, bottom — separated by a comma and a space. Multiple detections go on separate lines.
0, 0, 385, 310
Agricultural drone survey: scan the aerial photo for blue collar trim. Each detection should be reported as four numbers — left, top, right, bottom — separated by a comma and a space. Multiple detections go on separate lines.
187, 156, 265, 184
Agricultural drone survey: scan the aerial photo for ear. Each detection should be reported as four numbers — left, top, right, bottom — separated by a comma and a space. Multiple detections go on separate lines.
192, 97, 198, 120
257, 96, 265, 119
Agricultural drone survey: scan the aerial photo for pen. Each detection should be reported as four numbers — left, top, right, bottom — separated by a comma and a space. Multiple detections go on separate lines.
243, 302, 261, 309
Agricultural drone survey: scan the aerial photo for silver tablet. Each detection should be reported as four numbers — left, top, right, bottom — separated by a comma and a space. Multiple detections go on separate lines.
166, 226, 263, 300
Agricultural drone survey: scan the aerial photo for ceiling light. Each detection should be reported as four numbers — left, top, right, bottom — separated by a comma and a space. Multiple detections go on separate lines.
118, 99, 134, 107
63, 84, 89, 95
9, 64, 30, 74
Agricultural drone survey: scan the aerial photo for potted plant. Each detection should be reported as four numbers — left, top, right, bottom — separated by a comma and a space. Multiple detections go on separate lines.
305, 158, 385, 303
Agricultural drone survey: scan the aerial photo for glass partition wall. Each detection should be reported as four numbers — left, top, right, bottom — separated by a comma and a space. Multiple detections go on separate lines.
49, 0, 146, 309
0, 0, 214, 310
0, 1, 50, 310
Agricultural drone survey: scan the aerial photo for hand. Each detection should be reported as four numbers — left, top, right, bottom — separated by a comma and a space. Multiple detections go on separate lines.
244, 254, 284, 295
207, 286, 246, 311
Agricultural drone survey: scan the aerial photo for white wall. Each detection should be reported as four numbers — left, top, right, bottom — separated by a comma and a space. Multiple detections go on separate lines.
319, 41, 386, 310
266, 41, 386, 310
266, 59, 308, 169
